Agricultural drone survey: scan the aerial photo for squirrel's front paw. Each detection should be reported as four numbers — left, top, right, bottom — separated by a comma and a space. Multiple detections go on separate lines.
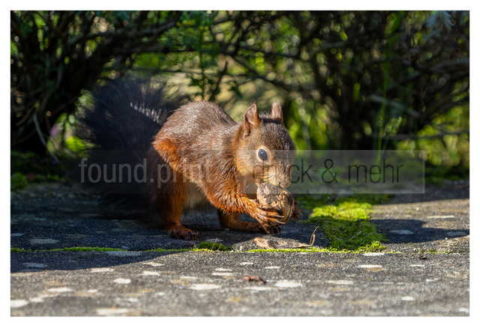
253, 205, 286, 226
244, 198, 285, 232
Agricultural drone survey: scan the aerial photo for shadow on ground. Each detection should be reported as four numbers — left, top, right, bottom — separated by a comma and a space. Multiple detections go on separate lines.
11, 181, 470, 272
11, 182, 328, 271
374, 219, 469, 244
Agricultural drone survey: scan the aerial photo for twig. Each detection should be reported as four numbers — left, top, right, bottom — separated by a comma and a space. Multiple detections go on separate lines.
308, 226, 320, 247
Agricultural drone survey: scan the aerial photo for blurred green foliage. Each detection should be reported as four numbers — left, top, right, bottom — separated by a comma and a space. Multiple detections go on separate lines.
11, 172, 28, 191
11, 151, 64, 190
11, 11, 469, 180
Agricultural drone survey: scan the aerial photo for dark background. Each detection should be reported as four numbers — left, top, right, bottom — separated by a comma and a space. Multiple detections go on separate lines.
10, 11, 469, 186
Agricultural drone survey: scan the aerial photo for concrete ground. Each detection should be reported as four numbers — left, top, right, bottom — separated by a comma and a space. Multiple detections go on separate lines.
10, 181, 469, 316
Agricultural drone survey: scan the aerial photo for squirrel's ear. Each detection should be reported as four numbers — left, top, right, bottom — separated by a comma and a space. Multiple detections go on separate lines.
243, 103, 261, 136
270, 102, 283, 123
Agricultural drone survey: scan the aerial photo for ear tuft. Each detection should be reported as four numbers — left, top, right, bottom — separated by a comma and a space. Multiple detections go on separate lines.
243, 103, 261, 136
271, 102, 283, 122
245, 103, 260, 126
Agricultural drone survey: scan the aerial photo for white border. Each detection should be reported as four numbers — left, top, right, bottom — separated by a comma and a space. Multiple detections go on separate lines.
2, 1, 477, 326
0, 0, 475, 10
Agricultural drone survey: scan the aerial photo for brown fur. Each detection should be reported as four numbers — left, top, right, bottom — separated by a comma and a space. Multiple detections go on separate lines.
149, 101, 295, 239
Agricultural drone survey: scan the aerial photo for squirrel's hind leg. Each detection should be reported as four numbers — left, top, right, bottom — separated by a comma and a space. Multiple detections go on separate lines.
150, 164, 199, 240
164, 177, 199, 240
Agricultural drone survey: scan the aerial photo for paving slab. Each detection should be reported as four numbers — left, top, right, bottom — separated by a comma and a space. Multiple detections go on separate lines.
11, 251, 469, 316
10, 181, 469, 316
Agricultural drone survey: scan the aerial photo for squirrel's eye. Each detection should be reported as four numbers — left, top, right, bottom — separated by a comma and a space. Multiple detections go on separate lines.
257, 149, 268, 161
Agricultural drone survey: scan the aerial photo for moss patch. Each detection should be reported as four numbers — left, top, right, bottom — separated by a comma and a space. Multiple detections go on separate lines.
195, 241, 232, 251
11, 246, 404, 254
11, 173, 28, 191
246, 247, 353, 253
11, 151, 65, 191
11, 245, 228, 253
302, 194, 390, 252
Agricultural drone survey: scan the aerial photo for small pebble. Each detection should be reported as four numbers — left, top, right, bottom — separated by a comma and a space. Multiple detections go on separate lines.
96, 308, 130, 316
11, 299, 28, 308
326, 280, 354, 285
265, 266, 281, 270
90, 268, 114, 273
179, 276, 198, 280
358, 264, 383, 271
189, 284, 221, 290
362, 253, 385, 256
245, 286, 272, 291
275, 280, 302, 288
29, 296, 45, 303
113, 278, 131, 284
401, 296, 415, 301
48, 287, 73, 293
142, 262, 164, 267
239, 262, 254, 266
212, 272, 234, 276
126, 297, 139, 303
142, 271, 160, 276
358, 264, 383, 269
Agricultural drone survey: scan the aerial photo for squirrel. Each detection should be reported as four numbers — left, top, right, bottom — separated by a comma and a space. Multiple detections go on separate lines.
80, 78, 296, 240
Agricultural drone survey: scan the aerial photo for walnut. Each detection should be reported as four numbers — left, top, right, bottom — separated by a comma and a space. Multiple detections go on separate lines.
256, 183, 297, 222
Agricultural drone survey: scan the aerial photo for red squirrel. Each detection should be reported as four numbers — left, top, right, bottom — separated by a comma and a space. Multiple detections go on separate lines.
80, 79, 296, 240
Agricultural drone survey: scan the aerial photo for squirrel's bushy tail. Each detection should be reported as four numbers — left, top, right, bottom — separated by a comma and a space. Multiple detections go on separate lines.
77, 78, 183, 207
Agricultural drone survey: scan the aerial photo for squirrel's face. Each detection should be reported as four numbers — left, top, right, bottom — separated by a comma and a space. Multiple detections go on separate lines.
234, 103, 296, 189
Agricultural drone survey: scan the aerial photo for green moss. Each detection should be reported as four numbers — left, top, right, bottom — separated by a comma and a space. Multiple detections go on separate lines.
11, 173, 28, 191
195, 241, 232, 251
6, 246, 411, 255
145, 248, 192, 252
11, 247, 30, 253
337, 194, 391, 205
296, 194, 333, 210
247, 247, 332, 253
11, 151, 65, 188
303, 194, 389, 252
11, 246, 225, 253
245, 246, 396, 253
11, 246, 396, 254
